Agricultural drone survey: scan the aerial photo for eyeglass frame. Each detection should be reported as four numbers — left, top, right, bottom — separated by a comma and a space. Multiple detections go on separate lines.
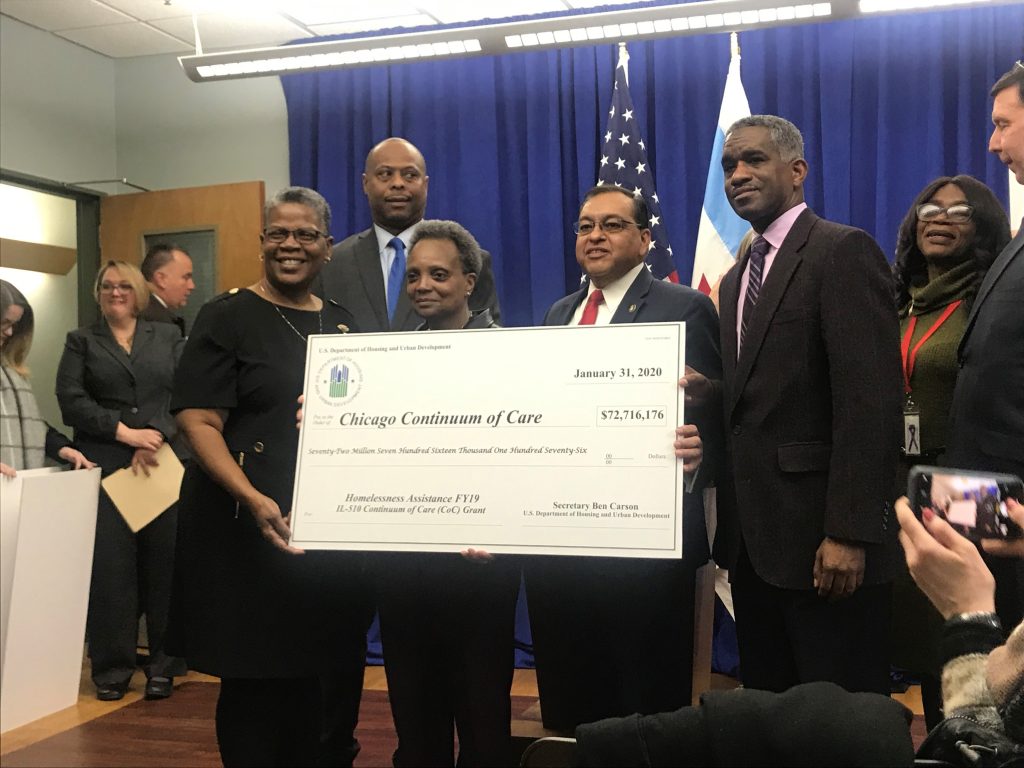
262, 226, 328, 245
572, 217, 642, 236
98, 282, 135, 294
916, 203, 975, 224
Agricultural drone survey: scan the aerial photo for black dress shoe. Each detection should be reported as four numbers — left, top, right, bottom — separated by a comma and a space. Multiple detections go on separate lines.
144, 676, 173, 700
96, 681, 129, 701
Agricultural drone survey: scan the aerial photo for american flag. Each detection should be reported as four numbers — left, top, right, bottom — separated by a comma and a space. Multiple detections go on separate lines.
596, 43, 679, 283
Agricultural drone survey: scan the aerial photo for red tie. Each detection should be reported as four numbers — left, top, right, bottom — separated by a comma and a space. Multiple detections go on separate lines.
578, 289, 604, 325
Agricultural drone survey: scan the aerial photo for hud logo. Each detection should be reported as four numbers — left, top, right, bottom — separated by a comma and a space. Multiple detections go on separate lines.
314, 357, 362, 406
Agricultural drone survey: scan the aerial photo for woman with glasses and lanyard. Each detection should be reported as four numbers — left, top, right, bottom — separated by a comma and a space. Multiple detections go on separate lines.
890, 175, 1011, 729
56, 260, 186, 701
169, 187, 372, 767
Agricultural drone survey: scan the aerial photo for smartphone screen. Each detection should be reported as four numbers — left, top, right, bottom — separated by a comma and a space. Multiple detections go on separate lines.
910, 467, 1024, 541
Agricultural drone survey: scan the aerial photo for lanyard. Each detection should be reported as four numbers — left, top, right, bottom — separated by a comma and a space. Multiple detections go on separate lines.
901, 300, 962, 394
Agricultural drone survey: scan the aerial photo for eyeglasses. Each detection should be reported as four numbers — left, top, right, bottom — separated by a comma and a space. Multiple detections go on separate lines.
99, 282, 134, 294
263, 227, 326, 245
573, 218, 640, 236
917, 203, 974, 224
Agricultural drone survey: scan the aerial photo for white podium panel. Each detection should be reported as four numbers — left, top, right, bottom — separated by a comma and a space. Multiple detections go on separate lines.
0, 467, 99, 733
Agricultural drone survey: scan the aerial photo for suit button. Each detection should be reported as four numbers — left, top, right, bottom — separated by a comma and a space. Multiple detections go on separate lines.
732, 425, 742, 436
131, 407, 138, 414
253, 441, 265, 453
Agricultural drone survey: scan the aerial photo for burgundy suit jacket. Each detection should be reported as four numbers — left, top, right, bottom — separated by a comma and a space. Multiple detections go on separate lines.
713, 208, 902, 589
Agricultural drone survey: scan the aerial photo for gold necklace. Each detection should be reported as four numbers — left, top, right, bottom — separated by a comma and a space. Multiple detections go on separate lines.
271, 302, 322, 343
109, 322, 135, 353
256, 279, 321, 341
258, 279, 317, 310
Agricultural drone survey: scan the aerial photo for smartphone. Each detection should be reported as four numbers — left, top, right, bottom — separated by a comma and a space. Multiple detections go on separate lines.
908, 466, 1024, 541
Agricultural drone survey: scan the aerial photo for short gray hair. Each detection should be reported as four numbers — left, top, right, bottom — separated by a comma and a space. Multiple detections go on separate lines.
409, 220, 483, 275
264, 186, 332, 232
726, 115, 805, 162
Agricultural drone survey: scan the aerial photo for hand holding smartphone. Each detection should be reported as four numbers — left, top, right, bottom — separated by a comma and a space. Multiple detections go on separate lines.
908, 466, 1024, 542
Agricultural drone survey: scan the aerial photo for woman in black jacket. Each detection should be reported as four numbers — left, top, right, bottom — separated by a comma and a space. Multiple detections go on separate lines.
56, 260, 185, 701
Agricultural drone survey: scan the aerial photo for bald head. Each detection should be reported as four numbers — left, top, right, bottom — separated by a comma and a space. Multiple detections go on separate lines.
364, 138, 426, 174
362, 138, 430, 235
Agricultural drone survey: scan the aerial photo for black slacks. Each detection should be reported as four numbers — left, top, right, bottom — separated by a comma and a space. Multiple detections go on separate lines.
87, 491, 185, 685
376, 554, 520, 768
525, 556, 697, 730
317, 621, 373, 768
217, 677, 321, 767
731, 544, 892, 695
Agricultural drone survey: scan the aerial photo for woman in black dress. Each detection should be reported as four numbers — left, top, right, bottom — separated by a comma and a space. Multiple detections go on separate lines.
170, 187, 372, 766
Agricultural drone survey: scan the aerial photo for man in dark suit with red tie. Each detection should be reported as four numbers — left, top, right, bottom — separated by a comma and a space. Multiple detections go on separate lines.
525, 185, 724, 729
711, 115, 902, 695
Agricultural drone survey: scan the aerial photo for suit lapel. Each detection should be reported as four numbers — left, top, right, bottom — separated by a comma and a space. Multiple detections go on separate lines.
393, 285, 417, 331
719, 252, 742, 381
551, 287, 588, 326
610, 268, 653, 324
354, 230, 389, 330
727, 210, 814, 416
95, 321, 136, 379
959, 226, 1023, 356
130, 320, 155, 363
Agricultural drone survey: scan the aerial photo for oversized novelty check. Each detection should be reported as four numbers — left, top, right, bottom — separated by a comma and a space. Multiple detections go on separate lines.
290, 323, 686, 558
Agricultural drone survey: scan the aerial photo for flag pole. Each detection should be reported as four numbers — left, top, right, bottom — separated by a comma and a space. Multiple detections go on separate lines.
690, 31, 752, 293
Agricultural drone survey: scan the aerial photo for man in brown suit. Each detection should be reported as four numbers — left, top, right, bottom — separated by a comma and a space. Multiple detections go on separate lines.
711, 115, 902, 694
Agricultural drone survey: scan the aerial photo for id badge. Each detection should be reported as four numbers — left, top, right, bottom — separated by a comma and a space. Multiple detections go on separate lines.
903, 398, 921, 456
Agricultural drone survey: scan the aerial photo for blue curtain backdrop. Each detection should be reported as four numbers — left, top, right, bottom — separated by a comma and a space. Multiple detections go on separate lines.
283, 5, 1022, 328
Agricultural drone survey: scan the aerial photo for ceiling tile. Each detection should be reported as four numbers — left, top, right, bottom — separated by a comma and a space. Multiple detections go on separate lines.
0, 0, 133, 31
308, 14, 440, 37
421, 0, 567, 24
99, 0, 199, 21
56, 20, 192, 56
151, 10, 311, 49
283, 1, 420, 27
565, 0, 647, 7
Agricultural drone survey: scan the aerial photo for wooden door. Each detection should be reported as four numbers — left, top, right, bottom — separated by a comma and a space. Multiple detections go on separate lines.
99, 181, 264, 331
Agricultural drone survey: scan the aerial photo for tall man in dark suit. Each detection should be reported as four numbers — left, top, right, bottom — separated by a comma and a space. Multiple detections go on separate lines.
524, 185, 723, 729
712, 115, 902, 695
945, 63, 1024, 628
140, 243, 194, 336
316, 137, 500, 330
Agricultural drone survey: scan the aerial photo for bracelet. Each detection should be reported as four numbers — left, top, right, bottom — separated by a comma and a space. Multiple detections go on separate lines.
940, 612, 1004, 666
945, 611, 1002, 630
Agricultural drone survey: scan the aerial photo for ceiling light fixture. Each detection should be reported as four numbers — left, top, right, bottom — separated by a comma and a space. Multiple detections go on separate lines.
179, 0, 1009, 82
